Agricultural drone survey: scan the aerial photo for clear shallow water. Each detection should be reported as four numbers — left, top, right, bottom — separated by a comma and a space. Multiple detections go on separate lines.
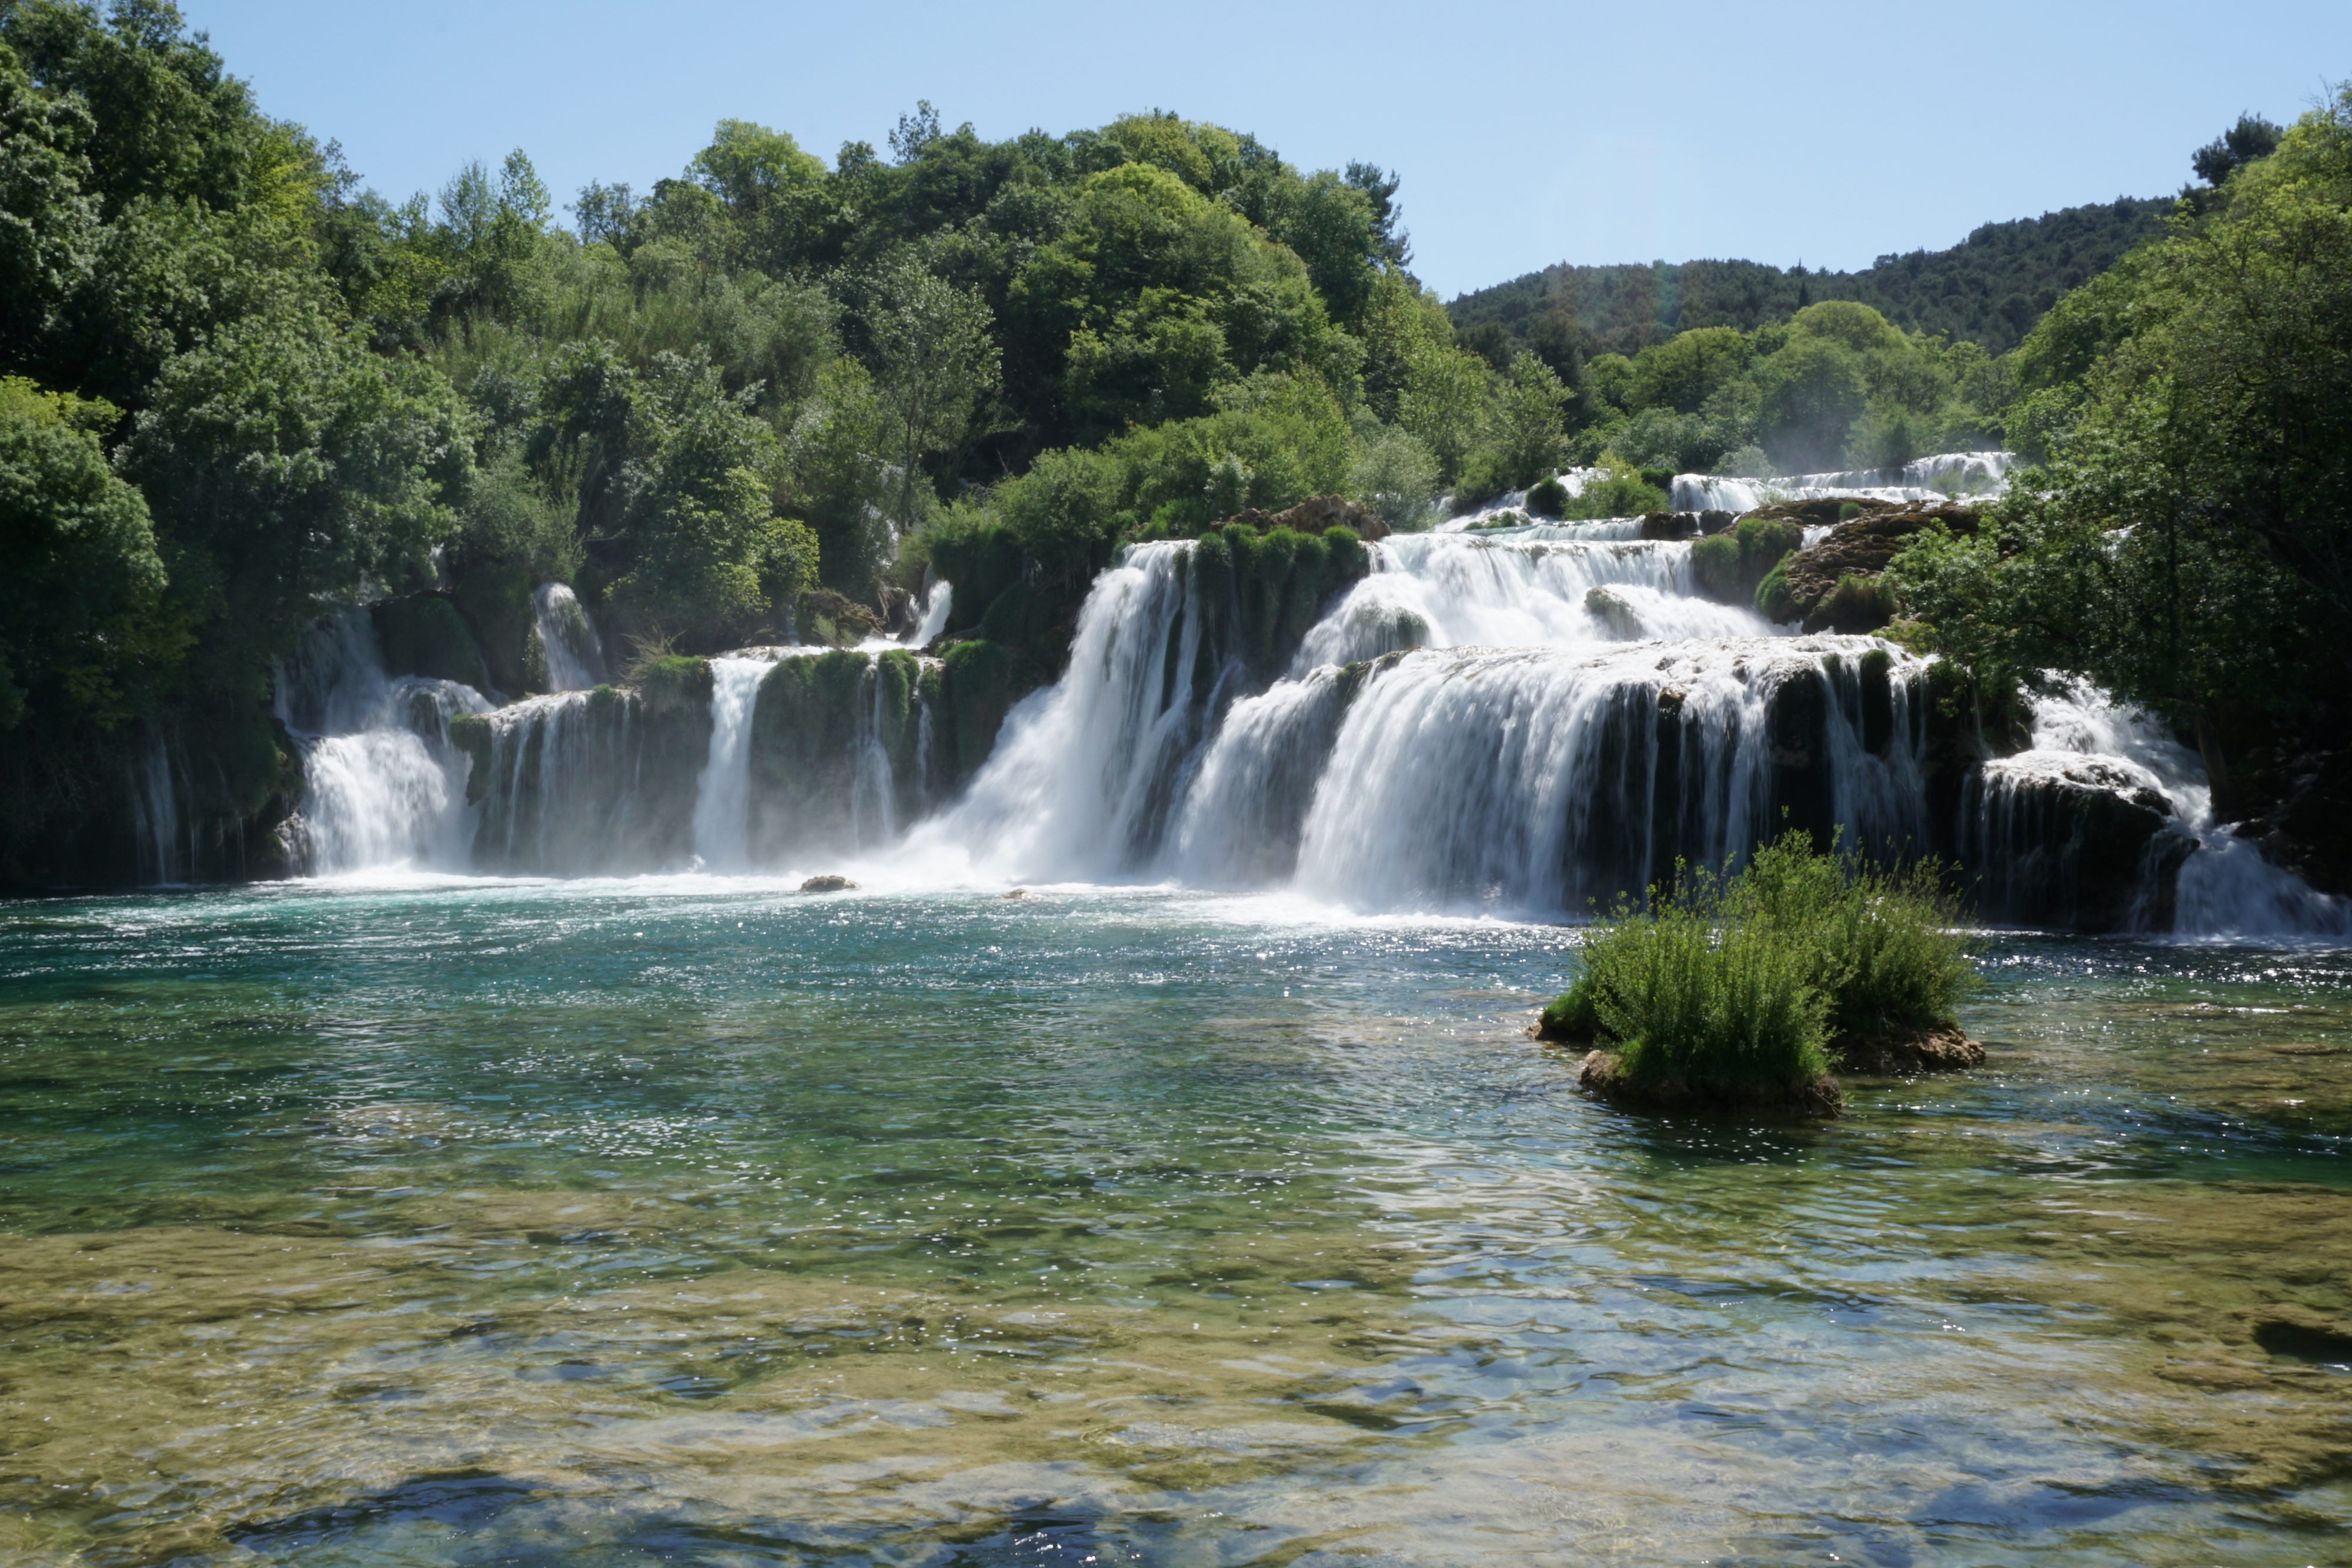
3, 882, 2350, 1566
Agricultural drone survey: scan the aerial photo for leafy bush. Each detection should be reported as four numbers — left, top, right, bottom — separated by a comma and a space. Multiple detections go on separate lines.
1575, 870, 1830, 1088
1558, 458, 1669, 520
1549, 833, 1977, 1086
1525, 474, 1569, 517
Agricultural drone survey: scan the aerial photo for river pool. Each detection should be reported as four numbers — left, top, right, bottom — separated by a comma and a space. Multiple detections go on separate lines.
2, 878, 2348, 1564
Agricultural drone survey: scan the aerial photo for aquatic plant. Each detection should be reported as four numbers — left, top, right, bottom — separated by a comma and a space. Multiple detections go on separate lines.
1548, 833, 1979, 1103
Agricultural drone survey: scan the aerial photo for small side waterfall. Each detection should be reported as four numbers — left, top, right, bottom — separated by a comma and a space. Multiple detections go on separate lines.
273, 611, 489, 876
1966, 680, 2351, 935
128, 726, 186, 885
909, 580, 954, 646
691, 657, 775, 870
532, 583, 609, 691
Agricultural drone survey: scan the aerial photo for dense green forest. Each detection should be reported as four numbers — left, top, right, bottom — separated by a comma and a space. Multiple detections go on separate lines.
1449, 197, 2171, 359
0, 0, 2342, 888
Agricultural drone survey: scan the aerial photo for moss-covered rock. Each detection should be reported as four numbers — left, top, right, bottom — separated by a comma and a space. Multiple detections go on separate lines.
451, 562, 536, 694
797, 588, 882, 647
1576, 1048, 1845, 1116
943, 639, 1017, 783
931, 523, 1025, 636
1770, 502, 1978, 631
372, 595, 491, 690
633, 654, 713, 716
1693, 516, 1804, 609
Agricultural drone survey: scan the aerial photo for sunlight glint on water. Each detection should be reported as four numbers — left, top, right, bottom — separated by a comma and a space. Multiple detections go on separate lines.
1, 882, 2348, 1563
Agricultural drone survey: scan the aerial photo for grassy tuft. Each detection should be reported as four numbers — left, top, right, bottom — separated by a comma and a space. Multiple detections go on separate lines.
1552, 833, 1977, 1087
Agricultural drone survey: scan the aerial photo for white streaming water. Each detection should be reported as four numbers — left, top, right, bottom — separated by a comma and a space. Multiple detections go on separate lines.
532, 581, 609, 691
1673, 451, 2018, 513
274, 610, 489, 876
128, 726, 186, 885
1975, 679, 2352, 935
691, 657, 776, 870
268, 447, 2346, 935
909, 580, 954, 646
913, 543, 1205, 882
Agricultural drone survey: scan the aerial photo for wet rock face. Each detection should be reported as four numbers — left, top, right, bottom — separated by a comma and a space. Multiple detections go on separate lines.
1967, 757, 2193, 931
2231, 745, 2352, 898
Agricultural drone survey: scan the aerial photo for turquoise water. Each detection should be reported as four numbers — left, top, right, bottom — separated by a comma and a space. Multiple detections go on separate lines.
4, 879, 2350, 1565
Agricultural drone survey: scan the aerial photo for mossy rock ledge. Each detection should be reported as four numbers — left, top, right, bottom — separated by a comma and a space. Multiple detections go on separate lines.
1573, 1048, 1845, 1118
1833, 1023, 1986, 1075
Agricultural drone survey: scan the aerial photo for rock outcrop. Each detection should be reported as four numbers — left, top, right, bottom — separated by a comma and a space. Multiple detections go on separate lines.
1212, 493, 1389, 541
1967, 755, 2194, 930
1575, 1049, 1845, 1117
1769, 503, 1979, 633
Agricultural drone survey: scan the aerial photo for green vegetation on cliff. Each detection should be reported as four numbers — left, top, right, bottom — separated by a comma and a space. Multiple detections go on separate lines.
1885, 87, 2352, 827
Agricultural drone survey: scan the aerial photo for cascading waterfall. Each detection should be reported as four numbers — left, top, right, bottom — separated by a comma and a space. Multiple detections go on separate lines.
1673, 452, 2017, 513
532, 582, 609, 691
1966, 680, 2350, 935
128, 725, 186, 885
275, 611, 488, 876
691, 657, 776, 870
267, 450, 2346, 935
915, 543, 1205, 882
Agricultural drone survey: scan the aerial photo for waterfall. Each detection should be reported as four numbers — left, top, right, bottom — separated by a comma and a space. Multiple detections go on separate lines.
1283, 638, 1927, 911
1969, 680, 2352, 935
275, 611, 489, 877
128, 726, 186, 885
918, 543, 1205, 882
1672, 450, 2018, 513
909, 579, 954, 646
245, 444, 2347, 932
532, 583, 609, 691
691, 657, 775, 870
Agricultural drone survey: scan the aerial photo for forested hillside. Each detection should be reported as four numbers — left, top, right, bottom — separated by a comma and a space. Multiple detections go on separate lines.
1449, 197, 2170, 358
0, 0, 1547, 880
1, 0, 2340, 892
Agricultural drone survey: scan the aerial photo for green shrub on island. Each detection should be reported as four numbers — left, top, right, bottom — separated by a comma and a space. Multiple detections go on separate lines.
1544, 833, 1980, 1109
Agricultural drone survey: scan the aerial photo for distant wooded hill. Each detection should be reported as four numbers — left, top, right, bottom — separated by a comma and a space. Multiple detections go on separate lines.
1448, 196, 2170, 356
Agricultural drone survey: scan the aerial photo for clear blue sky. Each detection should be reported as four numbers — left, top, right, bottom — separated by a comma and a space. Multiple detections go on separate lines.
183, 0, 2347, 300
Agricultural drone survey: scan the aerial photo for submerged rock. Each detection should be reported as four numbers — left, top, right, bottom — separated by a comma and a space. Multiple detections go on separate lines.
799, 874, 857, 892
1575, 1049, 1844, 1117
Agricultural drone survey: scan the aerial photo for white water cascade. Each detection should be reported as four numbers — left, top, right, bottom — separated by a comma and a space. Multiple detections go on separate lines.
1673, 452, 2018, 513
261, 447, 2348, 935
532, 582, 609, 691
275, 611, 489, 876
1969, 680, 2351, 935
691, 656, 777, 870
